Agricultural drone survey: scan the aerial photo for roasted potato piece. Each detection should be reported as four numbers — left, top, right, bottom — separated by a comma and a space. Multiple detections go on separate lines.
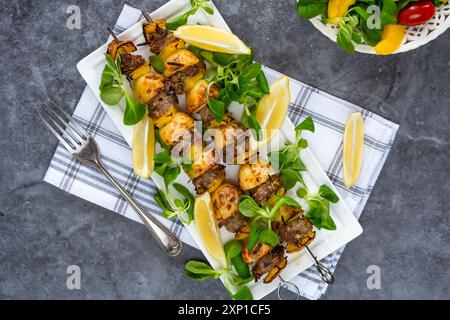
212, 183, 243, 221
184, 70, 205, 92
133, 71, 166, 104
160, 39, 186, 62
238, 161, 275, 191
185, 147, 218, 179
163, 49, 201, 78
192, 165, 225, 194
241, 241, 272, 265
129, 63, 152, 80
107, 40, 137, 60
148, 92, 179, 128
186, 80, 219, 113
158, 112, 194, 146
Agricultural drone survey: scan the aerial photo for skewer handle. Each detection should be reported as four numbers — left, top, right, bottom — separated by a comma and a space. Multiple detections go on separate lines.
305, 246, 334, 284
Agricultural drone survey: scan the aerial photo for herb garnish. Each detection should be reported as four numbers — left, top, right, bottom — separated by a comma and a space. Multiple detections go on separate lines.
154, 183, 194, 224
269, 116, 339, 230
188, 46, 269, 140
166, 0, 214, 30
238, 195, 302, 250
153, 131, 192, 190
99, 54, 145, 125
297, 184, 339, 230
185, 239, 253, 300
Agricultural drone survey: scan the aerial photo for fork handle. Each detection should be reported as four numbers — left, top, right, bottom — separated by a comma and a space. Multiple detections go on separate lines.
95, 161, 183, 257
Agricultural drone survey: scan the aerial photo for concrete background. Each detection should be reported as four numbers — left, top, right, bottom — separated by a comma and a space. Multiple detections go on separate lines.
1, 0, 449, 299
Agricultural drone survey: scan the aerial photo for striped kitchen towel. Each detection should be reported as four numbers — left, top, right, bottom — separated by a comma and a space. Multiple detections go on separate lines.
43, 4, 399, 300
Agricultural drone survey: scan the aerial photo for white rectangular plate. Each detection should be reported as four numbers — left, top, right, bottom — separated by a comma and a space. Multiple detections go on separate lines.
77, 0, 363, 300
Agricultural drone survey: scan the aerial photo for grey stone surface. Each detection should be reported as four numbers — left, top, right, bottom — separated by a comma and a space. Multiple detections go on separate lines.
0, 0, 449, 300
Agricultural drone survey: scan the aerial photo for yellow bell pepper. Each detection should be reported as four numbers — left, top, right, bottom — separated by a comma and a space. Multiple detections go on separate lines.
374, 24, 406, 55
328, 0, 356, 24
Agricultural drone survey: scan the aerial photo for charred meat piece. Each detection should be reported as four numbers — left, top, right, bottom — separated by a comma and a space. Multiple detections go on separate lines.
148, 91, 178, 128
168, 61, 206, 94
222, 213, 248, 233
250, 175, 284, 205
192, 165, 225, 194
241, 241, 272, 265
273, 205, 316, 253
120, 53, 145, 76
235, 223, 250, 240
275, 215, 313, 244
252, 245, 286, 282
211, 183, 247, 232
144, 20, 169, 54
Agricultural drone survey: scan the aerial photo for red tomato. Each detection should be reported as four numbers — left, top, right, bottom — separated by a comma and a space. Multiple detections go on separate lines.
399, 1, 436, 26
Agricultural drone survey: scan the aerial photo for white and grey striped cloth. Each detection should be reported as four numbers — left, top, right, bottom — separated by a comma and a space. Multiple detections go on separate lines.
44, 5, 399, 300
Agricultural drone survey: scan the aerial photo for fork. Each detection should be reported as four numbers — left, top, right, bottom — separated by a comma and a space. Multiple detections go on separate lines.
38, 100, 183, 257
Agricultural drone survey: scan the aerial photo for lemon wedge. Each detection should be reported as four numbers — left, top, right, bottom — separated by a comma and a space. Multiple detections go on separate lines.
194, 192, 227, 267
256, 76, 290, 142
132, 116, 155, 179
173, 25, 251, 55
343, 112, 364, 188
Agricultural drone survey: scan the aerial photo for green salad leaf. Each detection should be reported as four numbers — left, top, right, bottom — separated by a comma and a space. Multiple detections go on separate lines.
99, 54, 145, 125
166, 0, 214, 30
296, 0, 327, 19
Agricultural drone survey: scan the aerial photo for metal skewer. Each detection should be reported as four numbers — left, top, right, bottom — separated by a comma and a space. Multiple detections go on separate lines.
277, 276, 300, 300
141, 9, 154, 23
277, 245, 334, 299
107, 26, 119, 41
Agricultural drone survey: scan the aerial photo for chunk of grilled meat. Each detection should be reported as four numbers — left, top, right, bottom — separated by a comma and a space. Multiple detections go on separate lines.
143, 20, 169, 54
235, 223, 250, 240
120, 53, 145, 76
192, 165, 226, 194
252, 245, 287, 283
168, 61, 206, 95
194, 106, 233, 128
147, 91, 179, 128
241, 241, 272, 265
273, 205, 316, 253
212, 183, 247, 232
250, 175, 284, 206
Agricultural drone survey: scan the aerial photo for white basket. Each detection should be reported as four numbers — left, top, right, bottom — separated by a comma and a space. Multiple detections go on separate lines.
310, 2, 450, 54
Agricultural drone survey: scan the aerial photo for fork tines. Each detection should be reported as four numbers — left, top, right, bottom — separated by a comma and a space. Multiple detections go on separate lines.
38, 100, 89, 153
